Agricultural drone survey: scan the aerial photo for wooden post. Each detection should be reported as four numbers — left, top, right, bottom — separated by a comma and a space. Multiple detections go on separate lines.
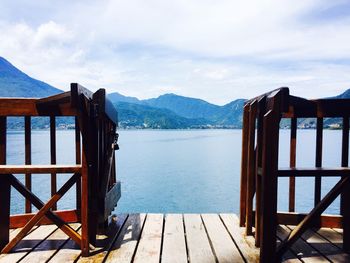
81, 145, 89, 256
245, 100, 257, 235
75, 117, 81, 215
341, 117, 350, 252
314, 117, 323, 206
289, 117, 297, 212
25, 116, 32, 213
260, 110, 280, 263
50, 116, 57, 210
0, 117, 10, 250
255, 96, 266, 247
239, 104, 249, 227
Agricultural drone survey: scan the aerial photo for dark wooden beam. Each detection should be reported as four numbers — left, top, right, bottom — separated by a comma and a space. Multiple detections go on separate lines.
25, 116, 32, 213
0, 116, 10, 251
278, 167, 350, 177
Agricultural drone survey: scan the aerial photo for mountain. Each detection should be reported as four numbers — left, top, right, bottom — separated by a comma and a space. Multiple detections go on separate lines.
333, 89, 350, 99
143, 93, 220, 119
116, 102, 209, 129
0, 57, 71, 129
0, 57, 62, 97
108, 92, 141, 104
109, 92, 246, 128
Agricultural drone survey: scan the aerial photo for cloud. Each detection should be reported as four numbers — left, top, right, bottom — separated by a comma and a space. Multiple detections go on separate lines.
0, 0, 350, 104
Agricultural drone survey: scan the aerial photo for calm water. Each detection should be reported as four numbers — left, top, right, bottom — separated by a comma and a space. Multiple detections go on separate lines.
7, 129, 344, 215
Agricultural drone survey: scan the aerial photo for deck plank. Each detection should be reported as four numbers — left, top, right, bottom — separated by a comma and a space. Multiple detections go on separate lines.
105, 214, 146, 263
49, 228, 82, 263
277, 225, 328, 262
161, 214, 187, 263
21, 223, 80, 263
287, 225, 350, 263
0, 224, 57, 263
275, 234, 302, 263
220, 213, 259, 263
316, 228, 343, 249
201, 214, 244, 263
184, 214, 215, 263
133, 213, 164, 263
76, 214, 128, 263
1, 213, 348, 262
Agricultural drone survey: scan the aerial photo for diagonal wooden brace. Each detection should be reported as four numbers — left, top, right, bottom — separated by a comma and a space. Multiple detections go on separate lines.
2, 173, 82, 253
277, 176, 350, 258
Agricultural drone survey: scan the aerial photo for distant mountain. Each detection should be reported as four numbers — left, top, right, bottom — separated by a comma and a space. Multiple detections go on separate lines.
143, 93, 220, 119
0, 57, 71, 129
108, 92, 141, 104
333, 89, 350, 99
116, 102, 209, 129
0, 57, 62, 97
109, 92, 246, 128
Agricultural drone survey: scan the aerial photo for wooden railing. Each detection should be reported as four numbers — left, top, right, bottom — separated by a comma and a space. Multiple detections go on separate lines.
240, 88, 350, 262
0, 83, 120, 256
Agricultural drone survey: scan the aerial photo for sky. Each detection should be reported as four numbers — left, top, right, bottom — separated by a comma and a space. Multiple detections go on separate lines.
1, 0, 350, 105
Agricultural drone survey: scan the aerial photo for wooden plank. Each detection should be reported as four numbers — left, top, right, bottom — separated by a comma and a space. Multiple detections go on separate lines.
341, 116, 350, 252
0, 164, 82, 174
10, 209, 80, 228
240, 104, 249, 226
315, 117, 323, 206
260, 109, 280, 263
275, 231, 301, 262
184, 214, 215, 263
201, 214, 244, 263
50, 116, 57, 211
75, 214, 127, 263
105, 214, 146, 263
0, 99, 76, 116
316, 228, 343, 249
0, 225, 57, 263
278, 167, 350, 177
133, 214, 163, 263
103, 181, 121, 220
246, 100, 257, 235
289, 117, 297, 212
20, 223, 81, 263
220, 214, 259, 263
0, 116, 9, 251
287, 225, 350, 262
277, 212, 342, 228
25, 116, 32, 213
254, 96, 265, 247
162, 214, 187, 263
75, 117, 81, 212
276, 225, 328, 262
48, 228, 82, 263
36, 91, 72, 106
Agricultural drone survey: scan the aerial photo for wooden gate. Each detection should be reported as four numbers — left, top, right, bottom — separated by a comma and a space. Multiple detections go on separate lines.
240, 88, 350, 262
0, 83, 121, 256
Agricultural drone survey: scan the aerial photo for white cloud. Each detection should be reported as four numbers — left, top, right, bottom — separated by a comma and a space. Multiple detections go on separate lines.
0, 0, 350, 104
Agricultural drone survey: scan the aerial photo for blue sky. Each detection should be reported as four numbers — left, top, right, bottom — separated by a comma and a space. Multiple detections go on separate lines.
1, 0, 350, 104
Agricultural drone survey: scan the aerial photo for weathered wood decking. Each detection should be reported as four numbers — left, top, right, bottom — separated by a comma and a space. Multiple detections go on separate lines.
0, 213, 348, 263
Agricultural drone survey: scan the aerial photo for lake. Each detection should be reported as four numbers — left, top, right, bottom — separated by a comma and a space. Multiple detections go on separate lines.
7, 129, 344, 215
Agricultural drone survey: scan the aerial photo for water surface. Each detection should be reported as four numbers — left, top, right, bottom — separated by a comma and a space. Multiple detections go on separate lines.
7, 129, 344, 215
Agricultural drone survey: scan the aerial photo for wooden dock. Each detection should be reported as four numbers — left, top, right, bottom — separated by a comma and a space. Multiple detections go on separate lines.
0, 213, 348, 263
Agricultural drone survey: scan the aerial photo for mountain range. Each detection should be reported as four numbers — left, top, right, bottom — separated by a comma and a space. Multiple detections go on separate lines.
109, 92, 245, 128
0, 56, 349, 129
